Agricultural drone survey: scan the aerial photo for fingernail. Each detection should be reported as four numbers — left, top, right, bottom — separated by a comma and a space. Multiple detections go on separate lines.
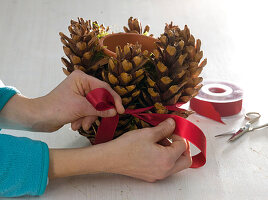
106, 108, 116, 116
119, 106, 125, 114
166, 118, 175, 127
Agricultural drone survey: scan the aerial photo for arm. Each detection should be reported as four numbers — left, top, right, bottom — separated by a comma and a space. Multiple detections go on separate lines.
0, 134, 49, 197
0, 70, 125, 132
0, 71, 125, 197
0, 94, 45, 131
0, 118, 191, 197
48, 119, 192, 183
0, 71, 191, 197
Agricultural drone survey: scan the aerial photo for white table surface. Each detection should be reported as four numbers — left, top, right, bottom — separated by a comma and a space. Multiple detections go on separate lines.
0, 0, 268, 199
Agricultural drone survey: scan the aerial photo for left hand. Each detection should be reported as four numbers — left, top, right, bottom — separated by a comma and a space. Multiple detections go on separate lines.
38, 70, 125, 132
0, 70, 124, 132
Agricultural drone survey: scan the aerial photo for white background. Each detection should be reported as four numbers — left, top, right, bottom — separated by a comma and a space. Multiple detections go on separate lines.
0, 0, 267, 199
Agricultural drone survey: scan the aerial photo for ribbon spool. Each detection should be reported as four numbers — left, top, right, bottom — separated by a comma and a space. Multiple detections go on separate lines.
190, 81, 243, 123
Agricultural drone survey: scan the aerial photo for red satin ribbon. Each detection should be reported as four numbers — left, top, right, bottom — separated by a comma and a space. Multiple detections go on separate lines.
86, 88, 206, 168
190, 98, 243, 124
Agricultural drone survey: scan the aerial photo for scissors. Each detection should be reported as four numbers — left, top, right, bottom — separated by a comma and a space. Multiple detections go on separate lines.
215, 112, 268, 142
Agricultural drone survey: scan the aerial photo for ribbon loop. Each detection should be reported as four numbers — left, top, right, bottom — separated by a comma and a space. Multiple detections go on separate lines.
86, 88, 206, 168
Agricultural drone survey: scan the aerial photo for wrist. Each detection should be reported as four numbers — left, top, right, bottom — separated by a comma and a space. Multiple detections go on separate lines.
83, 143, 116, 174
48, 144, 112, 179
0, 94, 56, 132
97, 141, 125, 174
29, 96, 59, 132
0, 94, 39, 130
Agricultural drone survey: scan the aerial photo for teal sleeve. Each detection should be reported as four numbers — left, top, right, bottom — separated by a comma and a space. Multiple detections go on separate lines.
0, 86, 20, 132
0, 85, 49, 197
0, 86, 20, 111
0, 134, 49, 197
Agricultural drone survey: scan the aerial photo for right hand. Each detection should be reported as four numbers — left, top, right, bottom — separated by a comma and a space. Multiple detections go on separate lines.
102, 118, 192, 182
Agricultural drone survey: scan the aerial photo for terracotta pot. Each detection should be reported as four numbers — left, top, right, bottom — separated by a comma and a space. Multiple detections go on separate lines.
99, 33, 157, 58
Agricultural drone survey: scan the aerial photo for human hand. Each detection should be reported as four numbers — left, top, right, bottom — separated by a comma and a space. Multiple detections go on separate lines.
48, 118, 192, 181
1, 70, 124, 131
102, 118, 192, 182
33, 70, 124, 132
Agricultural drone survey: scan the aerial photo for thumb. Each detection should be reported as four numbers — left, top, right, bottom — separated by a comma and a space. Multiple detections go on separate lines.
96, 108, 117, 117
80, 97, 117, 117
151, 118, 176, 142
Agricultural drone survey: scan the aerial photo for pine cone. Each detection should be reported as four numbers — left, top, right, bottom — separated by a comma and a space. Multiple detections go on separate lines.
60, 18, 109, 79
60, 18, 207, 142
79, 43, 150, 139
141, 22, 207, 115
123, 17, 153, 36
102, 43, 148, 107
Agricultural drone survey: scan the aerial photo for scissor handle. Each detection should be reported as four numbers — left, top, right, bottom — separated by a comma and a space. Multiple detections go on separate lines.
251, 123, 268, 131
245, 112, 261, 124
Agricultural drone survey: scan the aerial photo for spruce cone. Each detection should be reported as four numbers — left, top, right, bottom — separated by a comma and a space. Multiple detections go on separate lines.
60, 18, 109, 79
141, 22, 207, 116
123, 17, 153, 36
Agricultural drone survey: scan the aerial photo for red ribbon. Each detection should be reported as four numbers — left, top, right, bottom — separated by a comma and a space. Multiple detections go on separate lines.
86, 88, 206, 168
190, 98, 243, 124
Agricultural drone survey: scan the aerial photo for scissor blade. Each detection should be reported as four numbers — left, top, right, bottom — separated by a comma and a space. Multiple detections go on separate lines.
215, 131, 236, 137
228, 128, 245, 142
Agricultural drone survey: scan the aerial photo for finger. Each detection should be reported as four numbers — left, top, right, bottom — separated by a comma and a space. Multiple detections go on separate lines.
170, 134, 185, 142
150, 118, 175, 142
74, 73, 119, 116
86, 75, 125, 114
95, 108, 117, 117
80, 97, 117, 117
71, 118, 83, 131
183, 140, 191, 156
168, 152, 192, 175
158, 138, 172, 146
73, 70, 92, 96
103, 85, 125, 114
168, 139, 188, 160
82, 116, 97, 131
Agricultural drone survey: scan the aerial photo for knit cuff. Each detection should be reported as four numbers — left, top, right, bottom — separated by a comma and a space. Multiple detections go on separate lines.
0, 135, 49, 197
0, 86, 20, 111
38, 142, 50, 195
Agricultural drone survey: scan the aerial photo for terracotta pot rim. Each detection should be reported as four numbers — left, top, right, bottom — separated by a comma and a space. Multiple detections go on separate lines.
99, 33, 158, 58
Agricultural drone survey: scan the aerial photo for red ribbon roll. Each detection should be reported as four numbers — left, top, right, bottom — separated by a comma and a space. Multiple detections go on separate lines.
190, 81, 243, 124
86, 88, 207, 168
